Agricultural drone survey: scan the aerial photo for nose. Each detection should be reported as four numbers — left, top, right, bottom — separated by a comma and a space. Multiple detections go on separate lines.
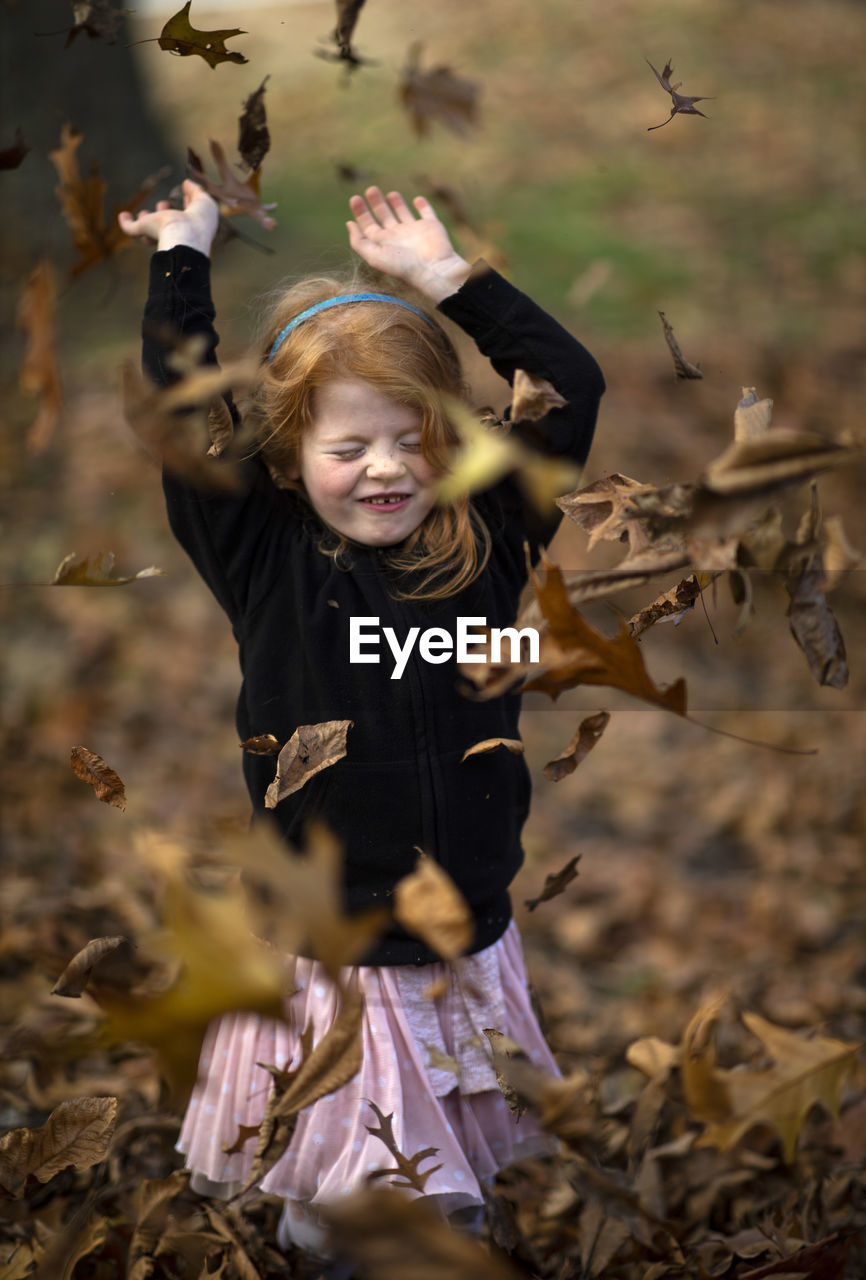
366, 448, 406, 480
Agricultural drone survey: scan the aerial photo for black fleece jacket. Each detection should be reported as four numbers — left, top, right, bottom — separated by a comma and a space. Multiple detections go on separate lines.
142, 247, 604, 965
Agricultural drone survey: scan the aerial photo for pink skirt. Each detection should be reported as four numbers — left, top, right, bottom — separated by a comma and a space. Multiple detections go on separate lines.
177, 921, 558, 1253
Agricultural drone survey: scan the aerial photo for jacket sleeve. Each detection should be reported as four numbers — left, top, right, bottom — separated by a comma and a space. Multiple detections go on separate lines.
436, 261, 605, 548
143, 246, 295, 625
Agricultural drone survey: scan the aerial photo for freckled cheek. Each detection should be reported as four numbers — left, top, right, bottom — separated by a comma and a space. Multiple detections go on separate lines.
306, 461, 359, 503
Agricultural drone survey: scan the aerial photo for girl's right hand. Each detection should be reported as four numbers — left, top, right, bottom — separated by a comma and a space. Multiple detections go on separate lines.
118, 179, 219, 257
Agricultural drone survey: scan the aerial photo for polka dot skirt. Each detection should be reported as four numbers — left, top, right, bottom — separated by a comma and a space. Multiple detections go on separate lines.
178, 921, 559, 1251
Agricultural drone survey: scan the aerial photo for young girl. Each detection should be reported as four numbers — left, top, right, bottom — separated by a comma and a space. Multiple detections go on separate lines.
119, 180, 604, 1264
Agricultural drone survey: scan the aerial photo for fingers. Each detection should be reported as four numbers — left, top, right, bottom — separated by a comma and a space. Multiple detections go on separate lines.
349, 186, 422, 230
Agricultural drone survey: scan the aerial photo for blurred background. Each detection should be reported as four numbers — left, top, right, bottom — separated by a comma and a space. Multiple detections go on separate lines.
2, 0, 865, 1063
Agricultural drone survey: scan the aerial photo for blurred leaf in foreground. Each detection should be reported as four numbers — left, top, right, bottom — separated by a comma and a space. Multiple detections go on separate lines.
237, 76, 270, 172
52, 936, 128, 998
393, 851, 473, 961
399, 42, 480, 138
52, 551, 165, 586
187, 140, 276, 230
16, 260, 61, 454
523, 854, 582, 912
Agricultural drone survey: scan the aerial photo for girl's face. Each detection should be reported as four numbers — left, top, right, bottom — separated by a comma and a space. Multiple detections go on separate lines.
292, 378, 440, 546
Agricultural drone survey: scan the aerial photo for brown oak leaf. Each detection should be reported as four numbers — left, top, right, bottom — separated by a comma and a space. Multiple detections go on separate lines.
0, 1097, 117, 1197
365, 1100, 443, 1192
16, 260, 62, 454
187, 140, 276, 230
264, 720, 352, 808
238, 77, 270, 173
158, 2, 247, 68
399, 42, 480, 139
52, 936, 129, 997
543, 713, 609, 782
524, 854, 582, 910
510, 369, 568, 422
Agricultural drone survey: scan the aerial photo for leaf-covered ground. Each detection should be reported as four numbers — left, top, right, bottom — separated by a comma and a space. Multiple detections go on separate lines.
3, 0, 866, 1275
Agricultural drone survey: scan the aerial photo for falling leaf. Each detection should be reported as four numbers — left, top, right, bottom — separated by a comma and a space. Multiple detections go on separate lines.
658, 312, 703, 380
627, 574, 704, 638
393, 851, 473, 961
524, 854, 582, 911
206, 393, 235, 458
317, 0, 371, 66
52, 936, 129, 998
399, 42, 480, 138
98, 830, 288, 1098
425, 1045, 460, 1077
237, 985, 364, 1192
0, 1097, 117, 1197
52, 551, 165, 587
16, 261, 62, 454
0, 126, 29, 170
510, 369, 569, 422
264, 719, 352, 808
494, 1053, 598, 1148
230, 821, 388, 976
702, 429, 854, 497
237, 77, 270, 172
646, 58, 713, 131
187, 140, 276, 231
239, 734, 281, 756
483, 1029, 528, 1119
157, 2, 247, 68
461, 737, 524, 761
49, 124, 169, 278
69, 747, 127, 811
122, 354, 258, 490
557, 472, 655, 556
324, 1186, 521, 1279
786, 552, 848, 689
543, 714, 610, 783
64, 0, 125, 46
365, 1101, 443, 1192
462, 552, 688, 715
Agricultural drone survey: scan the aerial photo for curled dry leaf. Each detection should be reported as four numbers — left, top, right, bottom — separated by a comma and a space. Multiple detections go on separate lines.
187, 140, 276, 231
52, 936, 128, 998
399, 42, 480, 139
627, 574, 705, 639
543, 713, 610, 782
658, 312, 702, 380
365, 1101, 443, 1192
524, 853, 582, 911
461, 737, 524, 761
206, 394, 235, 458
238, 77, 270, 173
557, 473, 654, 557
510, 369, 568, 423
393, 851, 473, 961
646, 58, 712, 131
158, 1, 248, 68
483, 1029, 527, 1119
0, 1096, 117, 1197
239, 733, 281, 755
16, 260, 62, 454
786, 552, 848, 689
734, 387, 774, 441
264, 719, 352, 808
53, 550, 164, 587
70, 746, 127, 811
237, 985, 364, 1193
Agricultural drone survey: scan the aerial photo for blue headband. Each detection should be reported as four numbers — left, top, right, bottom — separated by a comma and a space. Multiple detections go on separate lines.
268, 292, 437, 361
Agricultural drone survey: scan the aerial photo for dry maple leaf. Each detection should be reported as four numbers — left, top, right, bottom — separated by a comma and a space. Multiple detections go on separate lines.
0, 1097, 117, 1197
52, 936, 129, 998
52, 550, 164, 587
157, 2, 248, 68
393, 851, 473, 961
524, 853, 582, 910
658, 311, 702, 380
234, 985, 364, 1193
69, 746, 127, 811
543, 713, 609, 783
49, 124, 170, 278
0, 126, 29, 170
264, 719, 352, 808
237, 77, 270, 173
365, 1101, 443, 1192
187, 140, 276, 230
399, 42, 480, 139
16, 260, 62, 454
646, 57, 713, 131
461, 737, 524, 761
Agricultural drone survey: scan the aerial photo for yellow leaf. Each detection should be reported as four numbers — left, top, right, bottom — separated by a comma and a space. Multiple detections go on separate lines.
393, 851, 473, 960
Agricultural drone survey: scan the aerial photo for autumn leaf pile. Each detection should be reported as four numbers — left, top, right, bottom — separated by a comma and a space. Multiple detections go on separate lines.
3, 0, 866, 1277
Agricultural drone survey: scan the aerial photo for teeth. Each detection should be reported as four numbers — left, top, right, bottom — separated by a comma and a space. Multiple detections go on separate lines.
367, 496, 406, 504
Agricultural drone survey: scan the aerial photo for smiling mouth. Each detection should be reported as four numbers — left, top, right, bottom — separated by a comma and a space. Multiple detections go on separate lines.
359, 494, 411, 506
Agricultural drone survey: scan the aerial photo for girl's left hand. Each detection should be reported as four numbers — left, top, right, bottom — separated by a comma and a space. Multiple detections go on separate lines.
347, 187, 472, 303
